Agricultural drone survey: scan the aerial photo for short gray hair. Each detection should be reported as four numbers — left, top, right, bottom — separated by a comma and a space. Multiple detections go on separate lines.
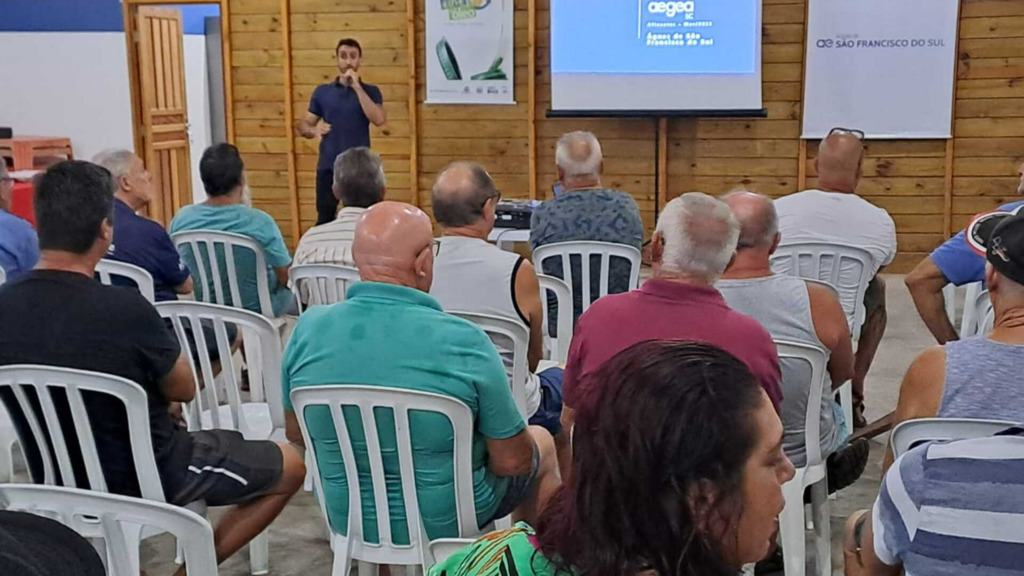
555, 131, 602, 177
656, 193, 740, 280
91, 149, 137, 181
431, 161, 498, 228
333, 147, 385, 208
721, 190, 778, 249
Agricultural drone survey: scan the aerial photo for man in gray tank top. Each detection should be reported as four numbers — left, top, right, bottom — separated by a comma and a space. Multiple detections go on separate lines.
717, 192, 869, 492
883, 210, 1024, 473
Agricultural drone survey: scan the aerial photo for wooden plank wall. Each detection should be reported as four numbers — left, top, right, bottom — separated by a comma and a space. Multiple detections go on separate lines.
229, 0, 1024, 272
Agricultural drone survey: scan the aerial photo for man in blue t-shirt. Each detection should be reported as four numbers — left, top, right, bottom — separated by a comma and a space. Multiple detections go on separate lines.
0, 162, 39, 281
92, 149, 192, 301
297, 38, 387, 226
905, 161, 1024, 343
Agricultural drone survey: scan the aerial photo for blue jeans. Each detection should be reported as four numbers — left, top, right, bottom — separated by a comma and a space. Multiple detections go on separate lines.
528, 367, 564, 435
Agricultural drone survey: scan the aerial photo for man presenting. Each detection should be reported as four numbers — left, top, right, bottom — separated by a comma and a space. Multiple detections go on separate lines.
297, 38, 387, 225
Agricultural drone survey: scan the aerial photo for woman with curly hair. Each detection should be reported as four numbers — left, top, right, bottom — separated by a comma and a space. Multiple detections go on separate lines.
429, 340, 795, 576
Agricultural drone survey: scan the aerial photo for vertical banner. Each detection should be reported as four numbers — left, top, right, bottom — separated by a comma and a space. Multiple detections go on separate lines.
802, 0, 960, 139
426, 0, 515, 105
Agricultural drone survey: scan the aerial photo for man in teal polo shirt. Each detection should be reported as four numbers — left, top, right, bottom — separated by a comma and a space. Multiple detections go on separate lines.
282, 201, 559, 543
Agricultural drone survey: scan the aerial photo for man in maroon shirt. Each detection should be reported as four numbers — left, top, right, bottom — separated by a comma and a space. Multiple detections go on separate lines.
560, 193, 783, 442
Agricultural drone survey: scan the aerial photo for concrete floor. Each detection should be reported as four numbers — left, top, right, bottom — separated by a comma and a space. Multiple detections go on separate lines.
16, 274, 943, 575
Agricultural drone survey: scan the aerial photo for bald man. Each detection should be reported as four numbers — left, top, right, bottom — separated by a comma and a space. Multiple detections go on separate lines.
530, 131, 643, 324
718, 192, 868, 491
282, 201, 560, 537
774, 131, 897, 428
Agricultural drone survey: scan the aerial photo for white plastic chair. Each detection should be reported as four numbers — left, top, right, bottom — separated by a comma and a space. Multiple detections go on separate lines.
289, 263, 361, 314
774, 341, 831, 576
537, 274, 573, 364
95, 259, 157, 303
156, 301, 285, 443
961, 288, 994, 338
448, 311, 529, 417
891, 417, 1017, 459
291, 385, 501, 575
943, 281, 984, 335
0, 403, 19, 483
172, 230, 280, 320
532, 241, 642, 317
0, 266, 6, 285
0, 484, 217, 576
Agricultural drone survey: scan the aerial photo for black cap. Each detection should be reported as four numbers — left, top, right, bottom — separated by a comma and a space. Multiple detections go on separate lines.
966, 207, 1024, 285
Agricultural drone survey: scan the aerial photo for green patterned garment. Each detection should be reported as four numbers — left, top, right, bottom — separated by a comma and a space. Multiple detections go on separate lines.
428, 523, 566, 576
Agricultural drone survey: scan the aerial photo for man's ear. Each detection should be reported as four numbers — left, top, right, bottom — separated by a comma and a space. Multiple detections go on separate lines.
413, 245, 432, 278
986, 263, 999, 294
769, 232, 782, 255
651, 231, 664, 263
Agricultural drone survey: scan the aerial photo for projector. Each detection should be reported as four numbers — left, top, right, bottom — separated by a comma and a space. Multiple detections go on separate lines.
495, 199, 541, 230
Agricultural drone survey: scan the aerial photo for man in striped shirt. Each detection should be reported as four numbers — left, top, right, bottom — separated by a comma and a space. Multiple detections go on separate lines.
845, 430, 1024, 575
293, 147, 385, 268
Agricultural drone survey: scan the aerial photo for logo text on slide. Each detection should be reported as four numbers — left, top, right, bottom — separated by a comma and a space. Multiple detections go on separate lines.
647, 1, 695, 18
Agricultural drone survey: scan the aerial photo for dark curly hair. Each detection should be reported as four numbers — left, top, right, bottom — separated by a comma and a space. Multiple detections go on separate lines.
534, 340, 765, 576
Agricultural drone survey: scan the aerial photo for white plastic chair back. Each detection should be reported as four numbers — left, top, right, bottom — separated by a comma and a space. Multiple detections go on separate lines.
0, 484, 217, 576
891, 417, 1017, 459
172, 230, 275, 318
0, 365, 163, 501
289, 264, 361, 314
537, 274, 573, 364
0, 403, 18, 483
962, 289, 994, 338
448, 311, 529, 417
775, 340, 831, 576
95, 259, 157, 303
771, 242, 874, 336
532, 241, 642, 316
156, 301, 284, 439
291, 385, 484, 573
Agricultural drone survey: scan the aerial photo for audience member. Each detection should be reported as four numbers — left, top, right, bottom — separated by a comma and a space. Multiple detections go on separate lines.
293, 146, 385, 267
846, 432, 1024, 576
775, 130, 897, 428
561, 193, 782, 440
905, 162, 1024, 343
0, 510, 105, 576
429, 162, 567, 470
429, 341, 796, 576
529, 131, 644, 322
282, 201, 560, 540
0, 161, 304, 569
169, 144, 295, 316
718, 191, 867, 491
92, 149, 193, 300
883, 210, 1024, 472
0, 162, 39, 280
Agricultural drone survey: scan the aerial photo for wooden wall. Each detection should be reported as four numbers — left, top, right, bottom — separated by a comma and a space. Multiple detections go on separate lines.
227, 0, 1024, 272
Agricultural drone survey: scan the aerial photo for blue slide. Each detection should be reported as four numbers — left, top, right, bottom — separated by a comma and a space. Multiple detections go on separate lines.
551, 0, 758, 75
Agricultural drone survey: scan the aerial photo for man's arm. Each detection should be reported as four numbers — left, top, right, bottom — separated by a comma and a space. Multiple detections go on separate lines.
159, 354, 196, 403
344, 72, 386, 127
285, 410, 304, 447
843, 510, 902, 576
484, 430, 536, 477
274, 266, 290, 290
174, 276, 194, 295
905, 256, 959, 344
881, 346, 946, 473
296, 111, 328, 139
514, 259, 544, 372
807, 282, 855, 389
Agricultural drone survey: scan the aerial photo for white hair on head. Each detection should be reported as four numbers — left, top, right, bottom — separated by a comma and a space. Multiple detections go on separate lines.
656, 192, 740, 281
91, 149, 137, 180
555, 131, 603, 177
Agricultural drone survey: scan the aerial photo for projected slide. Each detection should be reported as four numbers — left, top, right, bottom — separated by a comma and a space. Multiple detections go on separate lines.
550, 0, 763, 113
552, 0, 758, 75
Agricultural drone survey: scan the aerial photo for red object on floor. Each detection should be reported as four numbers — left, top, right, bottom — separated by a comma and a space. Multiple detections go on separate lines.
10, 181, 35, 227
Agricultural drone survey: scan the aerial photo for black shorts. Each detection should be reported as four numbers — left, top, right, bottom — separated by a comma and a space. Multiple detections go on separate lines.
169, 430, 283, 507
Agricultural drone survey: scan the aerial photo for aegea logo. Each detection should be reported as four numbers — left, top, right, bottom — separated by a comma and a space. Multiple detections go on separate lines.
648, 1, 695, 17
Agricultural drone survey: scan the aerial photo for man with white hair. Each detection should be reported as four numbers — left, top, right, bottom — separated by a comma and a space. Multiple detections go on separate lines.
530, 131, 643, 322
560, 193, 782, 441
92, 149, 193, 300
0, 161, 38, 280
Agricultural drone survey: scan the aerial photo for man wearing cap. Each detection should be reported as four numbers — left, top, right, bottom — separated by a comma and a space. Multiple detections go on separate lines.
905, 162, 1024, 344
882, 209, 1024, 473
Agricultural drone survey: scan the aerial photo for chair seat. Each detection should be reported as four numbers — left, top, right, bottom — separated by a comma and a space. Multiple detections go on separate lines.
200, 403, 284, 442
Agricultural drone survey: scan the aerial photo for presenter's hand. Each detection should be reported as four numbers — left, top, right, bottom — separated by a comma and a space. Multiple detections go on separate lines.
318, 122, 332, 136
343, 69, 362, 89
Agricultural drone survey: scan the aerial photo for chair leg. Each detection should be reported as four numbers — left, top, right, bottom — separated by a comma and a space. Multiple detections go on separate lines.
778, 481, 806, 576
358, 560, 380, 576
810, 480, 832, 576
249, 529, 270, 575
122, 522, 144, 576
330, 536, 351, 576
839, 383, 854, 434
175, 538, 185, 565
304, 452, 314, 492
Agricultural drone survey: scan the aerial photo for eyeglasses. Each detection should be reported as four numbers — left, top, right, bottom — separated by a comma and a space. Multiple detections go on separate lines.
828, 127, 865, 140
481, 189, 502, 209
431, 239, 441, 258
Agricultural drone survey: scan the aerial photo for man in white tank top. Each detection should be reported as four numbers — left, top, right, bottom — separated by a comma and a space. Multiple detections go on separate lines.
428, 162, 568, 475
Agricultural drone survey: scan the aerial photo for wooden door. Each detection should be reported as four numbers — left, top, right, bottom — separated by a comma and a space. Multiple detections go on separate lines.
133, 7, 192, 226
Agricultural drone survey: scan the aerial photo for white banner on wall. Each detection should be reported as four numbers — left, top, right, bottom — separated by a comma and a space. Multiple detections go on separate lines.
425, 0, 515, 105
802, 0, 960, 139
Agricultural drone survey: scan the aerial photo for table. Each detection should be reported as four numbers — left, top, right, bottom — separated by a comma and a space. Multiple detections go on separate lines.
10, 182, 35, 226
487, 227, 530, 252
0, 136, 74, 171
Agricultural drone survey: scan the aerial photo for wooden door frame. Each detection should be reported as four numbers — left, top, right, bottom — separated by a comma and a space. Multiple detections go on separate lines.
122, 0, 234, 160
